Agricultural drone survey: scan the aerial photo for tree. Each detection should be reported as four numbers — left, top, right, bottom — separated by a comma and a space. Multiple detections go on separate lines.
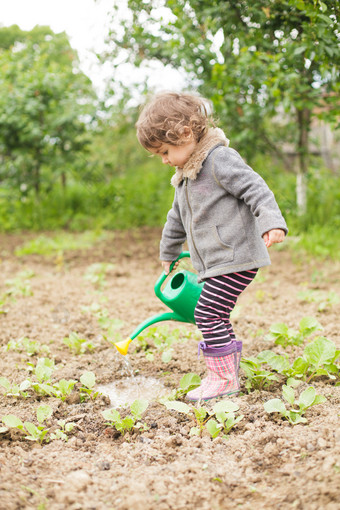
0, 26, 96, 194
105, 0, 340, 214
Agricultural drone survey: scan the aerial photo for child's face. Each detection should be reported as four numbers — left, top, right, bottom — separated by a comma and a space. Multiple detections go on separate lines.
151, 139, 197, 168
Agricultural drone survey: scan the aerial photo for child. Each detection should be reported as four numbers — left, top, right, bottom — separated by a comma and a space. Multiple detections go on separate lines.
136, 91, 288, 401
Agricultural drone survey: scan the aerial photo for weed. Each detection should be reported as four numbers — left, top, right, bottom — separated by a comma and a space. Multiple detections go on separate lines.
102, 399, 149, 435
265, 316, 323, 348
264, 385, 326, 425
63, 332, 95, 355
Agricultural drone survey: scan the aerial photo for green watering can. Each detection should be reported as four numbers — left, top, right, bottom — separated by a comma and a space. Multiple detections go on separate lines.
114, 251, 204, 355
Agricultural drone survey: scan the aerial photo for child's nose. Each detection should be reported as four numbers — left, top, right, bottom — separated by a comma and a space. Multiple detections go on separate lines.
161, 155, 169, 164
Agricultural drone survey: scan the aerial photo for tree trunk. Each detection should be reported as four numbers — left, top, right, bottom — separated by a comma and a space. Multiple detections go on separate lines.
296, 108, 310, 216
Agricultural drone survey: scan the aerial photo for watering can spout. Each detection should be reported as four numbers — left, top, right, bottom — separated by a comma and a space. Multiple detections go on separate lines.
113, 252, 204, 355
114, 337, 132, 356
113, 311, 187, 355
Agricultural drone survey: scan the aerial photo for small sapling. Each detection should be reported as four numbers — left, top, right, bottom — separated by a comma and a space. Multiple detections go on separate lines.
63, 332, 95, 355
265, 317, 323, 348
79, 371, 100, 402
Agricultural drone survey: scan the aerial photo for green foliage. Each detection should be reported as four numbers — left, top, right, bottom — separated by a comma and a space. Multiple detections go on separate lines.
163, 398, 243, 438
4, 337, 50, 356
0, 377, 30, 398
63, 332, 96, 355
1, 404, 53, 443
79, 371, 100, 402
52, 379, 77, 401
0, 26, 95, 195
4, 270, 35, 298
15, 231, 108, 256
137, 325, 200, 363
265, 317, 323, 348
102, 399, 149, 435
264, 385, 326, 425
160, 373, 202, 402
240, 356, 279, 392
298, 289, 340, 312
50, 420, 75, 442
84, 263, 114, 290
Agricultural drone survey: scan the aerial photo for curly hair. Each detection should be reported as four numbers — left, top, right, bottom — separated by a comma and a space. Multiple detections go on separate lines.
136, 91, 215, 150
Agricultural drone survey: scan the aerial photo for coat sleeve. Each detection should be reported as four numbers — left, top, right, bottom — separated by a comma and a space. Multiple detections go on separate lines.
160, 190, 187, 261
213, 147, 288, 237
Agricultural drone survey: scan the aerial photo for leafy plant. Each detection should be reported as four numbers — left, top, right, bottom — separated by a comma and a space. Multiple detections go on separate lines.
4, 337, 50, 356
1, 404, 53, 443
163, 399, 243, 438
264, 385, 326, 425
50, 420, 75, 442
5, 269, 35, 298
79, 371, 100, 402
137, 325, 200, 363
27, 357, 56, 396
63, 332, 95, 355
52, 379, 77, 401
298, 289, 340, 312
206, 401, 244, 438
240, 356, 279, 392
102, 398, 149, 435
160, 373, 202, 403
0, 377, 30, 398
84, 263, 114, 290
265, 317, 323, 348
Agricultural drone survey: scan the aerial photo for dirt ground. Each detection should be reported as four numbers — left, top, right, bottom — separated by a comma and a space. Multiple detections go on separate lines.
0, 227, 339, 510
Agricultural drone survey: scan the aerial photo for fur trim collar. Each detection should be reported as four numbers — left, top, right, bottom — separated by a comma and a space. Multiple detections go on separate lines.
171, 128, 229, 187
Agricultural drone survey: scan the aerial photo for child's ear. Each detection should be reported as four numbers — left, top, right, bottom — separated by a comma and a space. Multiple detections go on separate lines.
182, 126, 194, 140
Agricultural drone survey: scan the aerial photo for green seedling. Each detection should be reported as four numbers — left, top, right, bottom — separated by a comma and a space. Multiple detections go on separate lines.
265, 317, 323, 348
5, 269, 35, 298
137, 325, 200, 363
84, 262, 114, 290
206, 400, 243, 438
79, 371, 100, 402
4, 337, 50, 356
264, 385, 326, 425
0, 377, 30, 398
163, 399, 243, 438
1, 404, 53, 443
15, 231, 108, 257
162, 400, 210, 436
53, 379, 77, 401
63, 332, 95, 355
240, 356, 279, 392
292, 336, 339, 383
82, 302, 124, 336
298, 289, 340, 312
27, 357, 56, 396
102, 398, 149, 435
159, 373, 202, 403
50, 420, 76, 442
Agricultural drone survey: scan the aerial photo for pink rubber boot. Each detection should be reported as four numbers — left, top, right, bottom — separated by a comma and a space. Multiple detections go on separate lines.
186, 341, 240, 401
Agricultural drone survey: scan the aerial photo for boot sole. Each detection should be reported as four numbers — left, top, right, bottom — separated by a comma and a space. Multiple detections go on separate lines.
186, 388, 240, 402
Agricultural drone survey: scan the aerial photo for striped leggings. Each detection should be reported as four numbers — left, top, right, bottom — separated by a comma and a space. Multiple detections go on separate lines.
194, 270, 258, 348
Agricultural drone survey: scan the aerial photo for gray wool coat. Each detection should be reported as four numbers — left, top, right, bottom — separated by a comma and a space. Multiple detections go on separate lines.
159, 128, 288, 282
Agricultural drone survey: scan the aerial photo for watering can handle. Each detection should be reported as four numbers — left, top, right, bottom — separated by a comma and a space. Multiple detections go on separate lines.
154, 251, 191, 298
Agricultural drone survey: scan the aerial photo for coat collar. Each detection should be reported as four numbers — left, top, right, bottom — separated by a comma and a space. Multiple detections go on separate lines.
171, 128, 229, 187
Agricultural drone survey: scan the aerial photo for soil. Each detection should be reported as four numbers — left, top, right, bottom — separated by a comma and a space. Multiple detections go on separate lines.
0, 227, 339, 510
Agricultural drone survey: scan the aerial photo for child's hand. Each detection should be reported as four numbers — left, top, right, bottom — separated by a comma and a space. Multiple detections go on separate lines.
161, 260, 179, 275
262, 229, 286, 248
